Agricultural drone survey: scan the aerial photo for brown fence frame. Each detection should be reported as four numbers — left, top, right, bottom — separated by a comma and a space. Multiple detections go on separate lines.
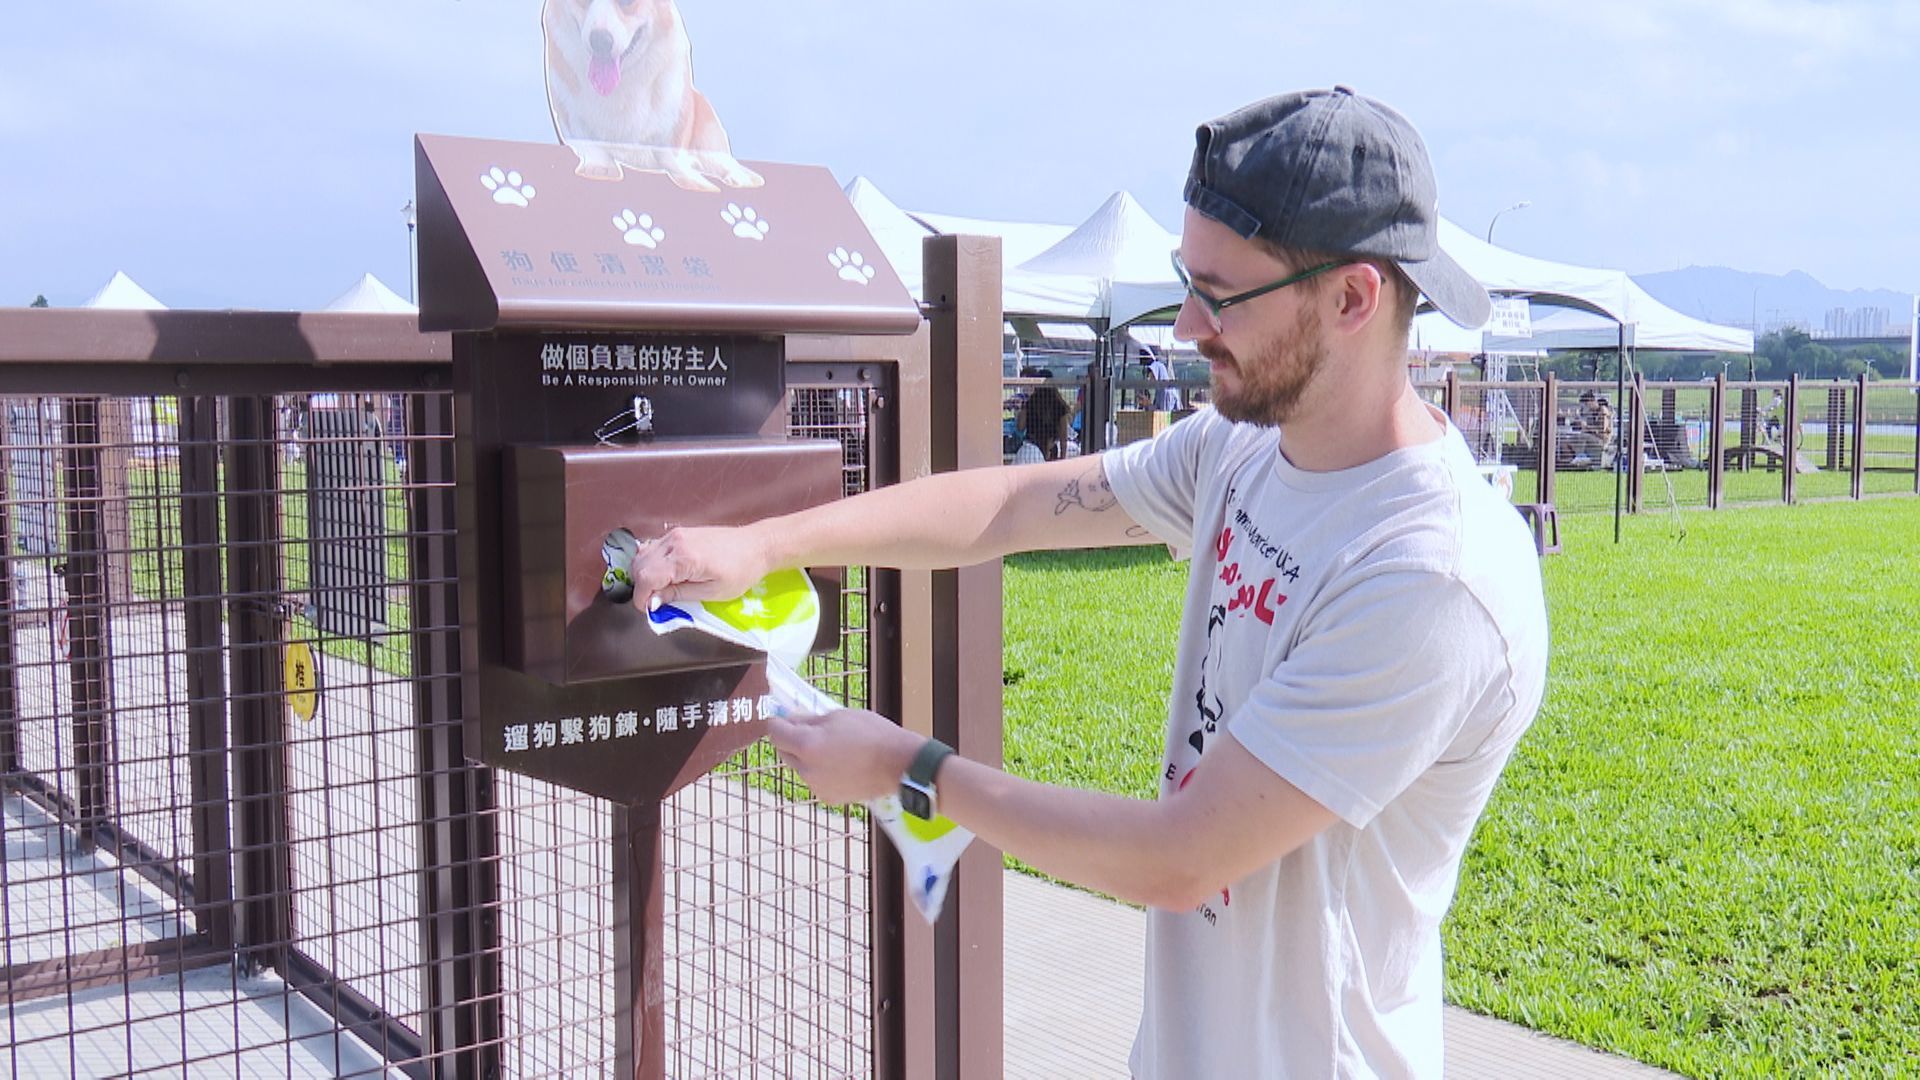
1411, 373, 1920, 513
1075, 364, 1920, 516
0, 235, 1007, 1080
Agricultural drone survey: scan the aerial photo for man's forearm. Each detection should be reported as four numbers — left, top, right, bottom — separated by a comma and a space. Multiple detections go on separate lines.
936, 756, 1204, 910
751, 466, 1021, 572
752, 456, 1147, 573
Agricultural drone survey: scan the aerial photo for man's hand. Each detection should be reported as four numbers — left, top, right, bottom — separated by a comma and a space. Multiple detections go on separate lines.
766, 709, 922, 806
628, 524, 773, 612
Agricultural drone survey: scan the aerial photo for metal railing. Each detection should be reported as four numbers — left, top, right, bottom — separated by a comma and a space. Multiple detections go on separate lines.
1038, 366, 1920, 516
1427, 372, 1920, 514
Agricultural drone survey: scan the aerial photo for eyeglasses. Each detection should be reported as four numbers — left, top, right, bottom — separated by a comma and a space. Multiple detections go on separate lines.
1170, 250, 1344, 334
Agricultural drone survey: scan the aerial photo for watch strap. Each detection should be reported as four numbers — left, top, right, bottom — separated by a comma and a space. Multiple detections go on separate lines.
907, 737, 954, 788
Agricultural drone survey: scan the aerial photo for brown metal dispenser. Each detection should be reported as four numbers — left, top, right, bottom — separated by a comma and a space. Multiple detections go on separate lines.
414, 132, 919, 1077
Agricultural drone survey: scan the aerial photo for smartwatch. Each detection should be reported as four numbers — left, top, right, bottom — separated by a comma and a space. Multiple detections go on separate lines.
899, 737, 954, 820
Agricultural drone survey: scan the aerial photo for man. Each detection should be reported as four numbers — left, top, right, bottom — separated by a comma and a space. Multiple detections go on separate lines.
633, 87, 1548, 1078
1564, 390, 1615, 467
1139, 345, 1183, 411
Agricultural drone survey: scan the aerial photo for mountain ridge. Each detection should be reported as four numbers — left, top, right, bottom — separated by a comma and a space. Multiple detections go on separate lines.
1633, 266, 1912, 334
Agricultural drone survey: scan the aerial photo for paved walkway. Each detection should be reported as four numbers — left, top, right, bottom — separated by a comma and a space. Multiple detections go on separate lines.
1004, 871, 1677, 1079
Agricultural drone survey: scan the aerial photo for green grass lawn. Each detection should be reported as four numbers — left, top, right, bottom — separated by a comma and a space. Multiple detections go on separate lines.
1003, 498, 1920, 1076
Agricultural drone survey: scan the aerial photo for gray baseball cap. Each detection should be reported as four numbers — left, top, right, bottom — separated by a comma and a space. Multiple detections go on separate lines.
1184, 87, 1490, 329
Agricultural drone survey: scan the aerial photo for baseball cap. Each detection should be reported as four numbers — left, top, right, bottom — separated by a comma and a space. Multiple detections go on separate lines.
1184, 87, 1490, 329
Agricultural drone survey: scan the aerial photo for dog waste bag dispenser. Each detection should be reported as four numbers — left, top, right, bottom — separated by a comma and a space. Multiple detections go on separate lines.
416, 131, 919, 1077
416, 132, 917, 805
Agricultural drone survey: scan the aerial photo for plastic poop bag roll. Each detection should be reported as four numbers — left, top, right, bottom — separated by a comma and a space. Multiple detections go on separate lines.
637, 558, 973, 924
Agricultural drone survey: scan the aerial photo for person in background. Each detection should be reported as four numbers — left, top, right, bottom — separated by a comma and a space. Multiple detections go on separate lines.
1563, 389, 1614, 466
1140, 345, 1183, 411
1016, 379, 1073, 462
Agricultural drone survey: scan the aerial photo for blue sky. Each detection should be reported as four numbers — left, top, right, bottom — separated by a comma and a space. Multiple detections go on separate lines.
3, 0, 1915, 310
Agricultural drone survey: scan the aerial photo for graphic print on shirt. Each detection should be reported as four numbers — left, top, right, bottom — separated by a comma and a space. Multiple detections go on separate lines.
1168, 483, 1304, 924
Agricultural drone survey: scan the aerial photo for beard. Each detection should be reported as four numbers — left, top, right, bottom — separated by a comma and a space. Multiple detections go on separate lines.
1198, 304, 1328, 426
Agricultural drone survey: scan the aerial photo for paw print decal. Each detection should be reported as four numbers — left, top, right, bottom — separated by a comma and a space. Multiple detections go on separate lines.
828, 247, 876, 285
722, 203, 770, 241
613, 209, 666, 249
480, 167, 535, 207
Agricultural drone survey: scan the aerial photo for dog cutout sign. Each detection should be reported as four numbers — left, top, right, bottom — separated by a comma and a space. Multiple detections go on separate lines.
543, 0, 763, 192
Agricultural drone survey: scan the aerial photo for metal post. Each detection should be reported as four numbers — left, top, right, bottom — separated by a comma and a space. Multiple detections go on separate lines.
1628, 371, 1645, 514
1613, 328, 1629, 543
1088, 331, 1111, 453
60, 397, 113, 850
0, 440, 16, 777
856, 348, 911, 1080
1739, 387, 1758, 467
408, 389, 502, 1078
223, 395, 293, 971
179, 396, 235, 946
1538, 373, 1557, 505
613, 802, 667, 1080
1851, 374, 1867, 499
1783, 376, 1800, 505
920, 233, 1005, 1080
1708, 374, 1726, 509
1826, 385, 1846, 474
868, 321, 941, 1080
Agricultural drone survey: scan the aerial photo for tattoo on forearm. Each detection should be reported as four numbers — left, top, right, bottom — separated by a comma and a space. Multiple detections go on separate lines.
1055, 466, 1120, 516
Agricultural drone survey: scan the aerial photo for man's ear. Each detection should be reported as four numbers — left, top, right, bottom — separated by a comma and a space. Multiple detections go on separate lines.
1328, 262, 1385, 333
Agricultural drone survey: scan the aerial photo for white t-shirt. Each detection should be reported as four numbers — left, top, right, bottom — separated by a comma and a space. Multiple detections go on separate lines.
1104, 405, 1549, 1079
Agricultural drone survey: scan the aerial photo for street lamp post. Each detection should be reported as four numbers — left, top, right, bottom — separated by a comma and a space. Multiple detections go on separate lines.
401, 200, 418, 304
1486, 200, 1531, 244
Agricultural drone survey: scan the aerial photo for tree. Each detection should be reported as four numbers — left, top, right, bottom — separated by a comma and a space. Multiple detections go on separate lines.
28, 294, 47, 308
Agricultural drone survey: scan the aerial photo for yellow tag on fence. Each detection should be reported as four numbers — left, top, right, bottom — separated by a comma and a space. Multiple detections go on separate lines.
285, 641, 319, 723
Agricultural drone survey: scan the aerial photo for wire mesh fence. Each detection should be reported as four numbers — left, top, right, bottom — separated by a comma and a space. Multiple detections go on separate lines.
995, 370, 1920, 517
482, 382, 880, 1080
0, 391, 447, 1077
1, 377, 889, 1078
1715, 382, 1792, 508
1862, 385, 1920, 497
1794, 381, 1859, 502
1419, 376, 1920, 516
1633, 383, 1714, 510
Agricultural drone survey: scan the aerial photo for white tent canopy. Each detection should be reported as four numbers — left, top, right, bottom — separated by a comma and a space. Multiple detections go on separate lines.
1001, 269, 1104, 322
83, 271, 166, 310
1007, 190, 1181, 325
843, 177, 935, 299
847, 180, 1751, 354
910, 204, 1099, 321
1428, 221, 1750, 352
1481, 280, 1753, 353
843, 178, 1100, 320
1017, 191, 1177, 282
324, 273, 415, 314
905, 209, 1074, 268
1433, 219, 1634, 322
